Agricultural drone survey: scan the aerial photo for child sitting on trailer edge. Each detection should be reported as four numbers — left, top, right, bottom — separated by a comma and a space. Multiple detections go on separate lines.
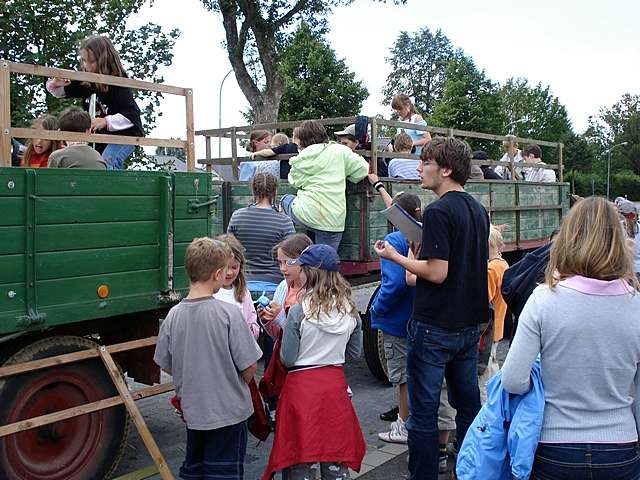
263, 244, 365, 480
154, 237, 262, 480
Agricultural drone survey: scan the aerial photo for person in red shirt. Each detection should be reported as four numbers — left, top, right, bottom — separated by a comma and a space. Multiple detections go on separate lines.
21, 114, 62, 168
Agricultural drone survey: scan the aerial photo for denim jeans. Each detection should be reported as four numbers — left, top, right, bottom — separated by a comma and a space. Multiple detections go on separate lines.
405, 320, 481, 480
533, 442, 640, 480
180, 421, 247, 479
280, 194, 343, 252
102, 143, 135, 170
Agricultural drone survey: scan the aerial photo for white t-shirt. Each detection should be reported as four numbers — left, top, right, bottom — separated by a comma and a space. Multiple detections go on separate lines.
213, 286, 244, 313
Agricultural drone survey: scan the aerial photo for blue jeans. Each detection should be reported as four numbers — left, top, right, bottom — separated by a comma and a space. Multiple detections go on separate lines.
280, 194, 343, 252
533, 442, 640, 480
180, 421, 247, 479
405, 320, 481, 480
102, 143, 135, 170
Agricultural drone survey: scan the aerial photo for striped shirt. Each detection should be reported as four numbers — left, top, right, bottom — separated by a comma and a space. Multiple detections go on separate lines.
227, 206, 295, 284
388, 158, 420, 179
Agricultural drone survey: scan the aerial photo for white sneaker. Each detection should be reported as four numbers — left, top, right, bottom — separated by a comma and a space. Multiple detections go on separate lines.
377, 416, 408, 444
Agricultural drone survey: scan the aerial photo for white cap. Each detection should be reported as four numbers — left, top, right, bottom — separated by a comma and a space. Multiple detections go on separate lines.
335, 124, 356, 137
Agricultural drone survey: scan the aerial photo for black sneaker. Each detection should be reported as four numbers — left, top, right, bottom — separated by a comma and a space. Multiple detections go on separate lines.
379, 405, 399, 422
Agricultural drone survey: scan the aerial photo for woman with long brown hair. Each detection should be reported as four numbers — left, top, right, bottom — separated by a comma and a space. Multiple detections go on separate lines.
46, 35, 143, 169
501, 197, 640, 480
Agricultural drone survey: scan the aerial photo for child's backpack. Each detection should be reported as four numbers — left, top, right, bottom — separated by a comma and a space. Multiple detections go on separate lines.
501, 243, 551, 336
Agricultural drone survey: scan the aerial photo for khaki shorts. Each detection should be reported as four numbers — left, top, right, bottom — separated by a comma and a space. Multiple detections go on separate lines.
383, 333, 408, 385
438, 380, 456, 431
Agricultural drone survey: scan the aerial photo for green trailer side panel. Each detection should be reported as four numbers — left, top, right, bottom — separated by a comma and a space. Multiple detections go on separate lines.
1, 198, 25, 226
34, 171, 164, 196
35, 221, 161, 252
35, 196, 161, 224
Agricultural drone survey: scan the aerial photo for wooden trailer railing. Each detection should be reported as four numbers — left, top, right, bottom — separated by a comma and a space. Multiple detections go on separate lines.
195, 116, 564, 181
0, 60, 195, 170
0, 337, 176, 480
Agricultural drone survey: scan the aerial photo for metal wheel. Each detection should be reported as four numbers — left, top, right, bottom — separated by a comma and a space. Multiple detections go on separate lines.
362, 286, 390, 382
0, 336, 130, 480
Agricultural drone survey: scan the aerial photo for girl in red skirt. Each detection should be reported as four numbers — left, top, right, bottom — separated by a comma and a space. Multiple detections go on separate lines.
263, 244, 365, 480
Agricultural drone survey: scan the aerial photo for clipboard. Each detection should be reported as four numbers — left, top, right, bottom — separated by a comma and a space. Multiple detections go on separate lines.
383, 204, 423, 244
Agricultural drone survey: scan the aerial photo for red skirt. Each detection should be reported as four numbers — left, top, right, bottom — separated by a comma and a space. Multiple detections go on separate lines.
263, 365, 366, 479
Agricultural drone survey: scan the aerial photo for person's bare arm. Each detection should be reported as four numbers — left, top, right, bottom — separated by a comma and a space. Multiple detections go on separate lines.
405, 248, 417, 286
240, 363, 257, 384
375, 240, 448, 284
250, 148, 276, 159
368, 173, 393, 208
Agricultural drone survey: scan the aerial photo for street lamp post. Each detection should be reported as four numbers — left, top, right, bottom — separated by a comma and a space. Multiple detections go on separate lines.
218, 68, 234, 159
604, 141, 628, 199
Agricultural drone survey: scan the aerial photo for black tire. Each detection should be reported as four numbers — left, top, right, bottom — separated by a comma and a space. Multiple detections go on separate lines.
0, 336, 130, 480
362, 286, 390, 383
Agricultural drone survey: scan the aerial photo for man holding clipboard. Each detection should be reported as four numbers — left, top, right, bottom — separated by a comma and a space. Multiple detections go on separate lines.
374, 137, 489, 480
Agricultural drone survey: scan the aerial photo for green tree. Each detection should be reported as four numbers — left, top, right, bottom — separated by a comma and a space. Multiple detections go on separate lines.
0, 0, 180, 132
155, 144, 187, 161
587, 94, 640, 175
201, 0, 405, 123
382, 27, 455, 116
498, 78, 572, 143
275, 24, 368, 122
430, 55, 506, 157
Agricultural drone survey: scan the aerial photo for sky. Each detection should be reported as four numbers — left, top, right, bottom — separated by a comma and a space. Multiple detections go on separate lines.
126, 0, 640, 157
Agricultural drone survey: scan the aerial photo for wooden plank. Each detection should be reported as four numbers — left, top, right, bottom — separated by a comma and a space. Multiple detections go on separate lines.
0, 169, 25, 195
230, 127, 238, 179
0, 197, 25, 225
375, 119, 561, 148
0, 337, 158, 379
8, 61, 186, 96
0, 61, 11, 167
11, 127, 186, 149
1, 225, 23, 254
34, 245, 161, 280
35, 196, 160, 224
0, 381, 173, 445
34, 170, 163, 196
98, 346, 175, 480
558, 143, 564, 182
195, 116, 356, 136
112, 465, 160, 480
370, 118, 378, 174
36, 269, 161, 307
35, 221, 160, 252
205, 136, 212, 174
185, 89, 195, 171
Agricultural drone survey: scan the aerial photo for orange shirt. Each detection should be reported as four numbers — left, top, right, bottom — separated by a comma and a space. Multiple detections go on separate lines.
284, 285, 304, 312
24, 152, 51, 168
488, 258, 509, 342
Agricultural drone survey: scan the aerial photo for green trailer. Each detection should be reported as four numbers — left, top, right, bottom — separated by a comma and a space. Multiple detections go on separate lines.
0, 61, 571, 479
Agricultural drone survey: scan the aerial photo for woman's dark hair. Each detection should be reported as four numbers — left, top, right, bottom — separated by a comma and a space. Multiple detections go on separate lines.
297, 120, 329, 149
421, 136, 472, 186
392, 192, 422, 222
275, 233, 313, 259
251, 172, 278, 205
248, 130, 271, 152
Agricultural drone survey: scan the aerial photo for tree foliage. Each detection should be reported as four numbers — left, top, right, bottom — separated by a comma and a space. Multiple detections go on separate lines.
382, 27, 455, 116
0, 0, 180, 132
430, 55, 506, 157
275, 24, 368, 122
587, 94, 640, 175
201, 0, 405, 123
498, 77, 572, 143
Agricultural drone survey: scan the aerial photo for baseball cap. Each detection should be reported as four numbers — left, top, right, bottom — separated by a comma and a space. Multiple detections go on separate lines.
616, 199, 638, 216
335, 124, 356, 137
287, 244, 340, 271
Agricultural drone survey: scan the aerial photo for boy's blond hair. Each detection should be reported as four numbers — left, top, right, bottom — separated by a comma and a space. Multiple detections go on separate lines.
271, 133, 289, 148
489, 224, 504, 252
184, 237, 230, 283
394, 131, 413, 153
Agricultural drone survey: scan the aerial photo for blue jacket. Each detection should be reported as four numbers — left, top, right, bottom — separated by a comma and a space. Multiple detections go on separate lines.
457, 360, 544, 480
370, 231, 415, 338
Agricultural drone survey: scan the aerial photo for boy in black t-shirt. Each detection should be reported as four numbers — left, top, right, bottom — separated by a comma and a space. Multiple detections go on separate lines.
374, 136, 489, 480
